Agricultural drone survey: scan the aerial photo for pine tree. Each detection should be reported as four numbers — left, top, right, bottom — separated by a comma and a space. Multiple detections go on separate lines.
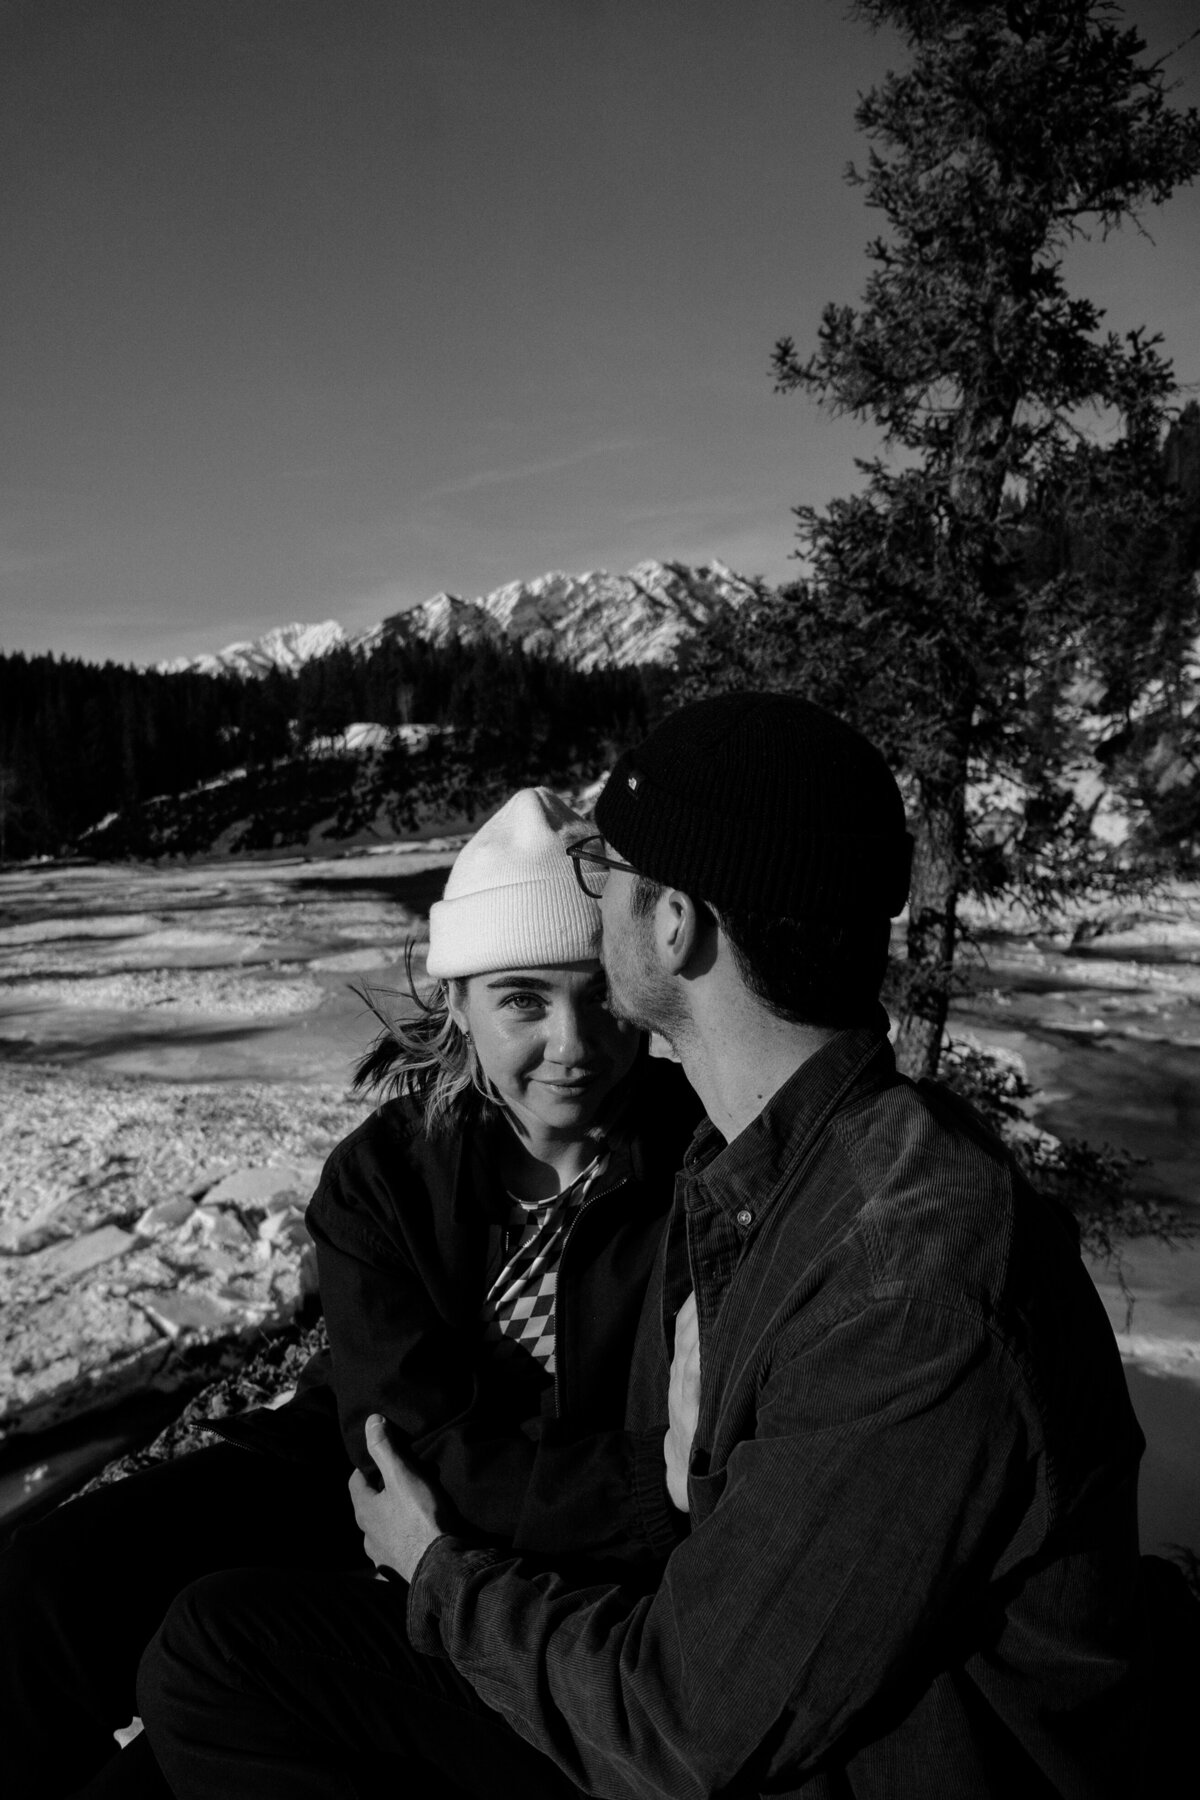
766, 0, 1200, 1077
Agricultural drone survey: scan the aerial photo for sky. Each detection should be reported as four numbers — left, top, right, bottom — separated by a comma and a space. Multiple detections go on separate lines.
3, 0, 1199, 667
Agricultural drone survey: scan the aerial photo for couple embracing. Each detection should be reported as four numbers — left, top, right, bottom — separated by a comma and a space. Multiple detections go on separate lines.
6, 695, 1154, 1798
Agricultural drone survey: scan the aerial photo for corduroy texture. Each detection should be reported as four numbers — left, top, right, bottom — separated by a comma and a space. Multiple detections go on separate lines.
426, 787, 600, 978
594, 693, 912, 918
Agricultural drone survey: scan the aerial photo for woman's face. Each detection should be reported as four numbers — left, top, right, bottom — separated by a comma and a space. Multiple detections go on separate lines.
451, 959, 639, 1142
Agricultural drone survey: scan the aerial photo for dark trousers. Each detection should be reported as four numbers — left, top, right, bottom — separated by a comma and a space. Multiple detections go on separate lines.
136, 1563, 585, 1800
1, 1442, 581, 1800
1, 1444, 361, 1799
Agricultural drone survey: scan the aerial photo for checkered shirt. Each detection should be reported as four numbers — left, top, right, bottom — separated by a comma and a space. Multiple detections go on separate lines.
480, 1151, 611, 1375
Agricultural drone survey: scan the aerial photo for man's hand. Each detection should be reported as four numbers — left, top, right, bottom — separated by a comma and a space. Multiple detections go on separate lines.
349, 1414, 451, 1583
665, 1290, 701, 1512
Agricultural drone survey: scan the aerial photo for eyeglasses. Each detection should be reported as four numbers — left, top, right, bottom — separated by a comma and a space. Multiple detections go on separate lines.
566, 834, 641, 899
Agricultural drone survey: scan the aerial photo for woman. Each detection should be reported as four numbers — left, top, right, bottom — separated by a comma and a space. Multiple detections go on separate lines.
1, 787, 699, 1800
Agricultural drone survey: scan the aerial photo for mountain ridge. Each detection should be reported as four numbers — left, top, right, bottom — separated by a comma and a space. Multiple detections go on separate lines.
158, 558, 763, 678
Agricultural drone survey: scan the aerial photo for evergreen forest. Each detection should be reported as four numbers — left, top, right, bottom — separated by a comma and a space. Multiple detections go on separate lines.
0, 635, 663, 862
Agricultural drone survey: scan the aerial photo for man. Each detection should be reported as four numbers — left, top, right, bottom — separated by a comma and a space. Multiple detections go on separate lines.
140, 694, 1146, 1797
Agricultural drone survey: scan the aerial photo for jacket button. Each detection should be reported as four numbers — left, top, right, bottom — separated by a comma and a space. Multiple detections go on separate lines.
736, 1208, 753, 1228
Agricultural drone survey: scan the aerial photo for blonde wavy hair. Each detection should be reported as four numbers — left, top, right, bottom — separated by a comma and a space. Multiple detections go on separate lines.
352, 944, 505, 1139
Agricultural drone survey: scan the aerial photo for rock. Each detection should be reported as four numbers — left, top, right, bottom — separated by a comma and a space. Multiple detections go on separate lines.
199, 1165, 318, 1208
37, 1225, 137, 1277
74, 1316, 330, 1493
296, 1243, 319, 1304
3, 1333, 175, 1439
186, 1165, 236, 1200
263, 1189, 306, 1214
175, 1206, 251, 1253
257, 1205, 309, 1250
998, 1117, 1060, 1156
137, 1291, 238, 1338
0, 1201, 76, 1255
135, 1197, 196, 1235
1, 1199, 317, 1441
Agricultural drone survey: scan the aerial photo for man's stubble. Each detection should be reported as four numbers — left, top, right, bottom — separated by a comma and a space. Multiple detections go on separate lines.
601, 898, 691, 1055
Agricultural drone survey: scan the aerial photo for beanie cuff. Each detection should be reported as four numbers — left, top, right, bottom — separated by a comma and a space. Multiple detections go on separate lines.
426, 878, 600, 979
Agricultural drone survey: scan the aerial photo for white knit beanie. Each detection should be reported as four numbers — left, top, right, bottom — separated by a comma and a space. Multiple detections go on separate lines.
425, 787, 600, 978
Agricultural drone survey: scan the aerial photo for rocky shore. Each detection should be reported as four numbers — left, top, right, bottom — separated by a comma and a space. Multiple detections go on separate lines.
0, 1057, 363, 1445
73, 1314, 331, 1497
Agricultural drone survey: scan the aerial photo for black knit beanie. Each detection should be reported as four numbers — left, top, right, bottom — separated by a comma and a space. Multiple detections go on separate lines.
593, 693, 911, 919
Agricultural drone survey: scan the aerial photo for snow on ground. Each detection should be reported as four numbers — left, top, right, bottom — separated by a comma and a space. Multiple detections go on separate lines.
0, 1056, 367, 1438
1, 968, 324, 1016
0, 1058, 362, 1252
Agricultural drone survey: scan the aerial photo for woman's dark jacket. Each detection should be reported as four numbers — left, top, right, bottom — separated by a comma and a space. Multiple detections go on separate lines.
216, 1057, 701, 1569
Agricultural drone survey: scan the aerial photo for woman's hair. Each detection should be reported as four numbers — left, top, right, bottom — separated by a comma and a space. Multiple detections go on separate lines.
352, 944, 503, 1139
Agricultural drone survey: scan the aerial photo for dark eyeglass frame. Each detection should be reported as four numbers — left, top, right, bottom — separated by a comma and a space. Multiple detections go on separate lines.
566, 834, 641, 899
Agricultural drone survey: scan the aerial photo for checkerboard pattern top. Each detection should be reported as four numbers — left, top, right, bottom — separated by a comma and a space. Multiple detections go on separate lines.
480, 1151, 612, 1374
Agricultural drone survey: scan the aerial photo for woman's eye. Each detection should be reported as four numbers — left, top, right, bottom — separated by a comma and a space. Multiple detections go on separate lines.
502, 993, 545, 1013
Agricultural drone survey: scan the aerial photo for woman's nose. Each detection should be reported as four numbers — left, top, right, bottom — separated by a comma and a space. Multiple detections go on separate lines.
546, 1002, 591, 1064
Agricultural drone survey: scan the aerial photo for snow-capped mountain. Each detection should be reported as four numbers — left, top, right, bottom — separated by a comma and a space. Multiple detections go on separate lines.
158, 559, 762, 679
390, 591, 505, 652
385, 559, 762, 672
158, 620, 350, 678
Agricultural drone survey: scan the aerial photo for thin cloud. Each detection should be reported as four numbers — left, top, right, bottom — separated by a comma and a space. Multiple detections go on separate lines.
421, 438, 643, 502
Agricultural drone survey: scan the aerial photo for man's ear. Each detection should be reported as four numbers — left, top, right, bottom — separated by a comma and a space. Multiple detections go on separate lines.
656, 889, 710, 974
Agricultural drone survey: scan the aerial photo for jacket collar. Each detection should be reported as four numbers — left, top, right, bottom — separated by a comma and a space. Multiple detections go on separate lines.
682, 1019, 897, 1225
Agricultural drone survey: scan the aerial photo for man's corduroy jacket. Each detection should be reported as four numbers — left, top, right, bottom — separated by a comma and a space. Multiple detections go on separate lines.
408, 1025, 1146, 1798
